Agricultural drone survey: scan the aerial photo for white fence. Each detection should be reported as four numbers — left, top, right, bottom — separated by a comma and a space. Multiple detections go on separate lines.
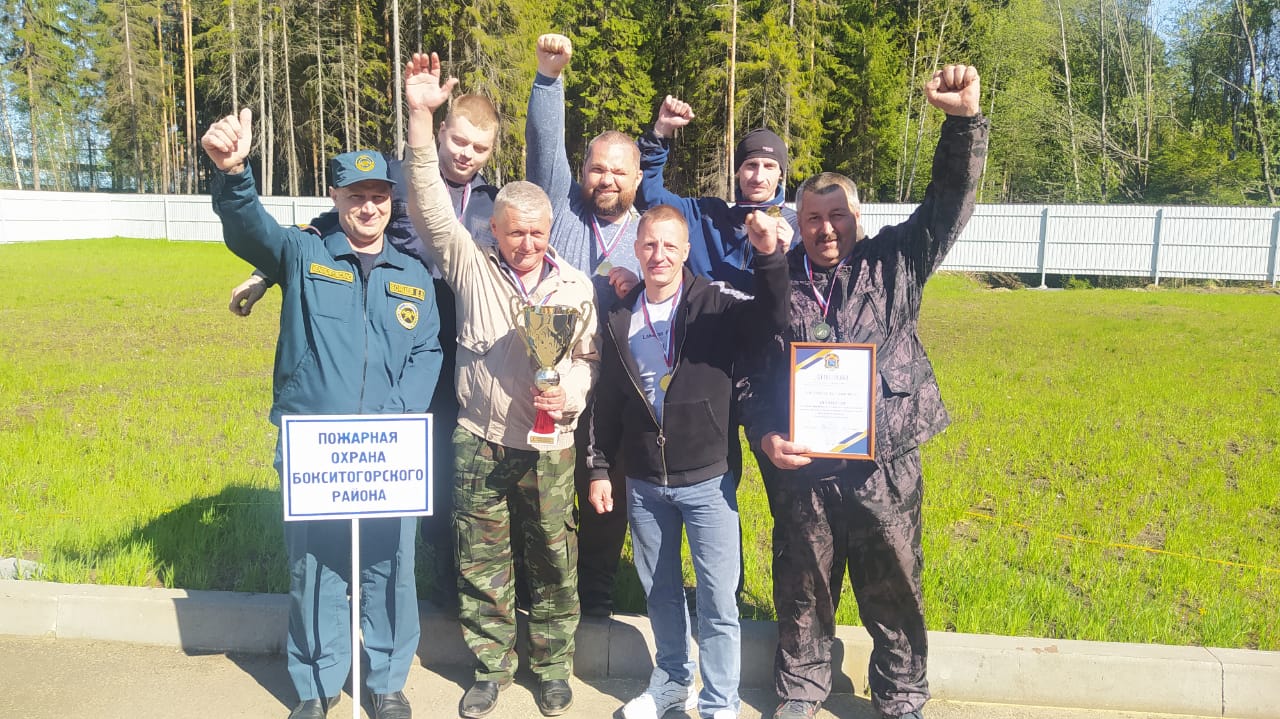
3, 190, 1278, 285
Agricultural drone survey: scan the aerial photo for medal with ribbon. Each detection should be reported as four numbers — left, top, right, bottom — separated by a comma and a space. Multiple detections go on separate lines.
641, 281, 682, 392
591, 213, 632, 276
803, 254, 848, 342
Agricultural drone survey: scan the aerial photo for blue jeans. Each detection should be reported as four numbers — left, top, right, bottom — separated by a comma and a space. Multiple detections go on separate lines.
628, 474, 741, 717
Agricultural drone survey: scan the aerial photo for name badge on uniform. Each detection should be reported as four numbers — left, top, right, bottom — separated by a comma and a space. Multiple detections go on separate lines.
310, 263, 354, 283
387, 281, 426, 301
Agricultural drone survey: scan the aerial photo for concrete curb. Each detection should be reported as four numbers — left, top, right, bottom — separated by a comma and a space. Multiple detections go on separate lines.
3, 580, 1277, 718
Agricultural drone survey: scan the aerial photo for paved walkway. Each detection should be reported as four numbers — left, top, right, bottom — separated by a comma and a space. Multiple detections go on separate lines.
0, 636, 1220, 719
5, 580, 1278, 717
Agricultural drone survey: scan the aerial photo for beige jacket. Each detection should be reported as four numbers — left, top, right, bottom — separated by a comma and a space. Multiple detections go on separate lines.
405, 141, 598, 452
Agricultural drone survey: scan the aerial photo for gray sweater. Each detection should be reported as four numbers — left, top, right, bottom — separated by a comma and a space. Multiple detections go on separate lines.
526, 73, 642, 312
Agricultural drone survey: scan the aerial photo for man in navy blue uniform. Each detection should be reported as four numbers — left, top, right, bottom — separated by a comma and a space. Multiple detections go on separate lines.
203, 108, 442, 719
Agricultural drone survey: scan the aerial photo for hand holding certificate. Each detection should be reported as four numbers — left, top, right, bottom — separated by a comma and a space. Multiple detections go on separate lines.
789, 342, 876, 460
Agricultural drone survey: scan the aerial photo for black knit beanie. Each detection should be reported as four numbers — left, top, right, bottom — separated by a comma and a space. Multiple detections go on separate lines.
734, 128, 789, 174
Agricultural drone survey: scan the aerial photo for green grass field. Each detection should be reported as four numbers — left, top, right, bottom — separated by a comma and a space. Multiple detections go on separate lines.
2, 239, 1277, 650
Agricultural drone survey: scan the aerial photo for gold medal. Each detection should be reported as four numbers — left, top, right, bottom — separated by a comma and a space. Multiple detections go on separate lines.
764, 205, 782, 218
595, 260, 613, 276
659, 373, 672, 392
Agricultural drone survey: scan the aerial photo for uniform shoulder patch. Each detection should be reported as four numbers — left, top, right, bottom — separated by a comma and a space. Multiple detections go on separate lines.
310, 263, 354, 283
387, 281, 426, 301
395, 301, 419, 330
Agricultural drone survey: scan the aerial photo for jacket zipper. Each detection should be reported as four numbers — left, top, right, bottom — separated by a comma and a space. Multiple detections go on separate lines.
657, 305, 691, 485
358, 261, 370, 412
607, 315, 668, 484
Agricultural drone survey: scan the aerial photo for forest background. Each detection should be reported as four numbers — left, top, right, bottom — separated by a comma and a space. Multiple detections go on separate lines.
1, 0, 1277, 207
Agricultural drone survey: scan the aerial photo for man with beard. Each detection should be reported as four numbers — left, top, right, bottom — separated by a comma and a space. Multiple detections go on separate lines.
524, 32, 644, 618
226, 95, 501, 609
739, 64, 988, 719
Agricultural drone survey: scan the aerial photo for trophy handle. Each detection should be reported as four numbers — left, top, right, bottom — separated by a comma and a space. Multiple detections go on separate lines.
509, 295, 527, 330
571, 300, 594, 348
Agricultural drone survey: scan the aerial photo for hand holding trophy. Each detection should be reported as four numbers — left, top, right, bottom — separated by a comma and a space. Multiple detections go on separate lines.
512, 300, 590, 445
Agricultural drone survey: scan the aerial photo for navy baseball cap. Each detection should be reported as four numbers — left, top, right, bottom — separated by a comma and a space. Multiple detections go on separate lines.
329, 150, 396, 187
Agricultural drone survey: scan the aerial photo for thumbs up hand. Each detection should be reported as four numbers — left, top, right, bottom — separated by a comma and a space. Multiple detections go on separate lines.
201, 108, 254, 173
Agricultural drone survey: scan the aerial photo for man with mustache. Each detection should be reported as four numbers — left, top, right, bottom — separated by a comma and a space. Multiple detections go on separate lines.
524, 32, 644, 618
226, 95, 502, 609
204, 109, 443, 719
404, 52, 598, 719
739, 64, 988, 719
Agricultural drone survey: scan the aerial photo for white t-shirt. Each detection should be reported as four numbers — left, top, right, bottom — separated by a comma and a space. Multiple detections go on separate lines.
628, 291, 678, 424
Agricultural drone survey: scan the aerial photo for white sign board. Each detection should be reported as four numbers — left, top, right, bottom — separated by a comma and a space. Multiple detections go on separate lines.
280, 414, 433, 521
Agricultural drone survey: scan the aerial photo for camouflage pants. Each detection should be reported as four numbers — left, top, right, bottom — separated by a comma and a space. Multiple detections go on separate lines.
452, 426, 579, 682
760, 448, 929, 718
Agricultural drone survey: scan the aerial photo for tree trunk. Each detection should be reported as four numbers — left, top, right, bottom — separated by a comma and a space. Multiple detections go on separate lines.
1142, 4, 1153, 190
905, 1, 951, 200
784, 0, 795, 144
229, 0, 239, 106
725, 0, 737, 202
156, 10, 173, 193
56, 107, 70, 190
257, 0, 269, 194
0, 86, 23, 190
1098, 0, 1107, 201
316, 0, 327, 189
183, 0, 197, 193
351, 0, 362, 150
1235, 0, 1277, 203
338, 34, 352, 152
121, 4, 141, 191
1055, 0, 1082, 200
282, 1, 299, 195
898, 0, 924, 200
265, 13, 276, 193
25, 58, 40, 190
393, 0, 403, 159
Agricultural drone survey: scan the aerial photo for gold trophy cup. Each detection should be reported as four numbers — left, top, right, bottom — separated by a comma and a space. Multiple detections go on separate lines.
512, 301, 589, 445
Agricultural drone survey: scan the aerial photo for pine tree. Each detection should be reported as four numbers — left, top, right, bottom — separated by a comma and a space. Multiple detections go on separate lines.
553, 1, 656, 169
96, 0, 168, 192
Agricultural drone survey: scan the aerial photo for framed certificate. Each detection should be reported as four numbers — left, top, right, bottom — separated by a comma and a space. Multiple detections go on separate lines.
789, 342, 876, 460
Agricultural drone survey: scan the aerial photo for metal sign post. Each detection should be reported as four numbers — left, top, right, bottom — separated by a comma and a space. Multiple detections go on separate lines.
280, 413, 434, 719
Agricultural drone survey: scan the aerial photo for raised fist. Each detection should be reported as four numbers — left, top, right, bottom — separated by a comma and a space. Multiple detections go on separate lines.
653, 95, 695, 139
536, 33, 573, 79
925, 64, 980, 118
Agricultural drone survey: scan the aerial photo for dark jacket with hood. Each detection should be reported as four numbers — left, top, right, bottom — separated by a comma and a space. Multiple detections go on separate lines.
587, 248, 789, 487
739, 114, 990, 476
636, 130, 799, 293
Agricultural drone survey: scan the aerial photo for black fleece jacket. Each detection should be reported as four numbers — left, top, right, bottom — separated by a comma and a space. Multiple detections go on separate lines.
587, 247, 789, 487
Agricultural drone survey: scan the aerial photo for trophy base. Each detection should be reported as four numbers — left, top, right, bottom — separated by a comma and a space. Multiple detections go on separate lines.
527, 429, 560, 447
